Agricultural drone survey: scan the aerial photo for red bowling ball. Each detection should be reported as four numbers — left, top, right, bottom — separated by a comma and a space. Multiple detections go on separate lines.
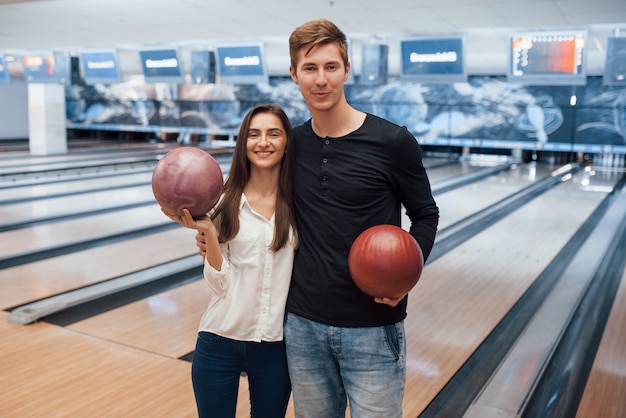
152, 147, 223, 218
348, 224, 424, 299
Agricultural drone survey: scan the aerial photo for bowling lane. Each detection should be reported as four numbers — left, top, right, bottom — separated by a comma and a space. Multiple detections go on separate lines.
0, 227, 198, 310
575, 265, 626, 418
434, 162, 554, 229
401, 168, 622, 415
0, 311, 197, 418
59, 159, 520, 359
0, 151, 159, 179
0, 205, 170, 259
402, 161, 556, 231
423, 157, 500, 184
0, 170, 153, 203
0, 185, 156, 229
50, 161, 565, 410
68, 279, 208, 359
2, 159, 612, 417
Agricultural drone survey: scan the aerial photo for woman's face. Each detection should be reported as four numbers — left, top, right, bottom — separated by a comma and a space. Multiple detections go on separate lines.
245, 112, 287, 170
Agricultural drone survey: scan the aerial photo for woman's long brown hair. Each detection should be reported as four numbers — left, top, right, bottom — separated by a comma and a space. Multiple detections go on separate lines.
211, 104, 297, 251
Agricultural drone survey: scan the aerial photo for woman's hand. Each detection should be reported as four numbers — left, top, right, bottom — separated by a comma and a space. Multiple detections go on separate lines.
162, 208, 201, 229
162, 209, 215, 237
196, 230, 208, 258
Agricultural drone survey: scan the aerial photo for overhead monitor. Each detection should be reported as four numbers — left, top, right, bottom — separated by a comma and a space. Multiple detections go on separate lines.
139, 47, 185, 84
345, 37, 355, 85
190, 50, 216, 84
21, 51, 61, 83
80, 49, 122, 85
400, 36, 466, 83
360, 44, 388, 85
603, 37, 626, 86
215, 43, 269, 85
0, 55, 10, 84
507, 31, 587, 86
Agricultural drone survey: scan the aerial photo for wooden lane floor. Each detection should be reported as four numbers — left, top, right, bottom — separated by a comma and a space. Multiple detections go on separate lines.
425, 161, 555, 229
0, 227, 197, 310
0, 205, 170, 259
0, 142, 175, 166
576, 261, 626, 418
422, 157, 497, 184
0, 185, 157, 229
49, 160, 516, 358
0, 311, 197, 418
41, 161, 575, 416
0, 170, 154, 203
401, 167, 622, 415
1, 160, 618, 416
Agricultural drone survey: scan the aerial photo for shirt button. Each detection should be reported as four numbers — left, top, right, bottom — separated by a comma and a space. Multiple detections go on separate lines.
322, 158, 328, 163
325, 140, 330, 145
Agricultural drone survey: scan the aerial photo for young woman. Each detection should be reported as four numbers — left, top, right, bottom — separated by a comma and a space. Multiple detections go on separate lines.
163, 104, 297, 418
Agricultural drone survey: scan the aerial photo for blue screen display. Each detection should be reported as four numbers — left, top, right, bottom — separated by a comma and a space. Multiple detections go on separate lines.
215, 44, 268, 84
139, 48, 184, 84
401, 38, 465, 80
80, 50, 122, 85
21, 52, 60, 83
603, 37, 626, 86
0, 56, 10, 84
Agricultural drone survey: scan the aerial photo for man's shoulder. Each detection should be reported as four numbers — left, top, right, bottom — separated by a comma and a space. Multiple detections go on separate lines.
363, 113, 412, 142
365, 113, 403, 130
293, 120, 314, 138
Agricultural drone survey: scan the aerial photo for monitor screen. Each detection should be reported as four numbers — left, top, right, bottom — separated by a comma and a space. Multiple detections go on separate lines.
139, 48, 184, 84
190, 50, 216, 84
603, 37, 626, 86
400, 37, 466, 83
0, 55, 10, 84
215, 43, 269, 85
360, 44, 388, 85
345, 38, 355, 85
507, 31, 587, 85
21, 51, 61, 83
80, 49, 122, 85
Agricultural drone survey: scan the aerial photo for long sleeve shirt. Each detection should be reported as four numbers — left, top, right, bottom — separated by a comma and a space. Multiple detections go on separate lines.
287, 113, 439, 327
198, 194, 296, 342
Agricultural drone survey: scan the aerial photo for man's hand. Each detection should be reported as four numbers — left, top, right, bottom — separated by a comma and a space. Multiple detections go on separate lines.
373, 295, 406, 307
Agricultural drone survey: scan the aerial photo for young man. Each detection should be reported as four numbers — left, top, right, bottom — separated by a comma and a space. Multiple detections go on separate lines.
283, 18, 439, 417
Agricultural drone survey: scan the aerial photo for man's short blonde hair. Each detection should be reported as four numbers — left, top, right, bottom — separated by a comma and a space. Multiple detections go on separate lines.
289, 18, 349, 71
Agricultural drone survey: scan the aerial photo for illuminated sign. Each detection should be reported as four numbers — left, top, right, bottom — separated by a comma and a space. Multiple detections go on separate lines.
400, 37, 466, 83
80, 50, 122, 85
139, 48, 184, 84
0, 55, 10, 84
507, 31, 587, 86
21, 51, 60, 83
215, 43, 268, 85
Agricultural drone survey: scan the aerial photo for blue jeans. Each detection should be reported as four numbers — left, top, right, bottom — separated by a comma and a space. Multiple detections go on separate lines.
284, 313, 406, 418
191, 332, 291, 418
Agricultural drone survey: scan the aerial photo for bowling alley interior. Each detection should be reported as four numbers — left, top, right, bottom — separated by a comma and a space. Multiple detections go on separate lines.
1, 1, 626, 417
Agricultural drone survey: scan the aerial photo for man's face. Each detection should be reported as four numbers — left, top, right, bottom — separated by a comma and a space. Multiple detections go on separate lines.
289, 42, 350, 113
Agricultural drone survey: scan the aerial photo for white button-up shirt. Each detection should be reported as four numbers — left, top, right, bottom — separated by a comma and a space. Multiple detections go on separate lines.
198, 194, 295, 342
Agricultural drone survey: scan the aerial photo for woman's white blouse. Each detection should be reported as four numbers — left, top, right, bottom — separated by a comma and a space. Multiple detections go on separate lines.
198, 194, 295, 342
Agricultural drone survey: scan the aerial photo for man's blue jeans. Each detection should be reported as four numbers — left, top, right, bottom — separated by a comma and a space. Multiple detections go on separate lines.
284, 313, 405, 418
